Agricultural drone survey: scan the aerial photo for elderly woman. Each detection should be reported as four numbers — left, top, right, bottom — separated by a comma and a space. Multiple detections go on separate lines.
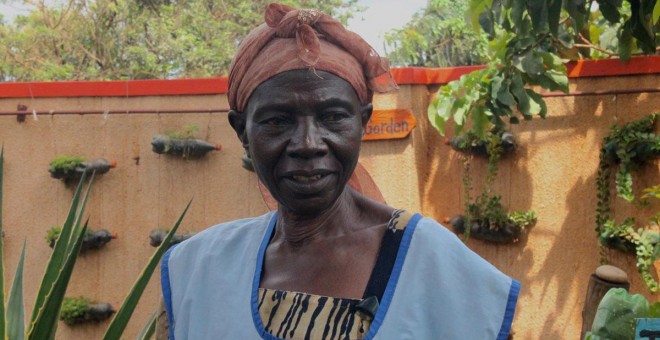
161, 3, 519, 339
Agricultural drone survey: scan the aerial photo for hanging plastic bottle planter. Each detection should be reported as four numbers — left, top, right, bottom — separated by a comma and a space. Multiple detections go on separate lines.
60, 297, 115, 325
46, 227, 116, 252
149, 229, 194, 247
242, 150, 254, 172
446, 212, 535, 244
447, 131, 516, 157
151, 135, 221, 158
150, 125, 220, 159
48, 156, 116, 181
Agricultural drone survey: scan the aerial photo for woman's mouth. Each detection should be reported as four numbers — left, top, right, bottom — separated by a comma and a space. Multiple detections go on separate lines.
281, 172, 334, 194
291, 174, 325, 183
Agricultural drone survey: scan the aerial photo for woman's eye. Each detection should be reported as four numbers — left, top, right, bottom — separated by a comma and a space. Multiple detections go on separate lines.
262, 116, 289, 125
322, 112, 349, 122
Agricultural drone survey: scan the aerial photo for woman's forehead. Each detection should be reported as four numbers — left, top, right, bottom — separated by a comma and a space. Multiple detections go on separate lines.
246, 70, 360, 109
258, 70, 352, 89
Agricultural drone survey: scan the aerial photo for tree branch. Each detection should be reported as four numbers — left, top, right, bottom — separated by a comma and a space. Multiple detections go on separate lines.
575, 33, 618, 57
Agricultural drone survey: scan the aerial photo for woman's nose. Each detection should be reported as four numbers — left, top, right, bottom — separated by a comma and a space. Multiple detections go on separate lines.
287, 118, 327, 158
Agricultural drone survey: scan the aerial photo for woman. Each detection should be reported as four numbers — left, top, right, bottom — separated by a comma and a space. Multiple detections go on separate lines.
161, 3, 519, 339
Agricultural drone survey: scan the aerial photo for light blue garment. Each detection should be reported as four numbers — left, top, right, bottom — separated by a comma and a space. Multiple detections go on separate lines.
162, 212, 520, 340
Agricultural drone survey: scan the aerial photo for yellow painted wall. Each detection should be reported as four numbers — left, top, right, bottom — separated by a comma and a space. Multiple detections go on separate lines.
0, 73, 658, 339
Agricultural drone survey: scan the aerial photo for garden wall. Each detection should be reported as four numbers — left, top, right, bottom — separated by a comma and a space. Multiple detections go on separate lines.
0, 56, 658, 339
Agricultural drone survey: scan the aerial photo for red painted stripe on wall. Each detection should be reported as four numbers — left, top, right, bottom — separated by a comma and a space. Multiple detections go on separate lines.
0, 56, 657, 98
0, 78, 227, 98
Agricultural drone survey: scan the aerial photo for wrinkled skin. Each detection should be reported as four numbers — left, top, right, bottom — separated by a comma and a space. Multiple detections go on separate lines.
229, 70, 395, 298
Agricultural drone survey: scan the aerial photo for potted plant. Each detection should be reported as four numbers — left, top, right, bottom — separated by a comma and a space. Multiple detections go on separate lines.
597, 113, 660, 203
151, 124, 221, 158
46, 226, 116, 252
595, 113, 660, 292
60, 297, 115, 325
447, 129, 535, 243
447, 130, 516, 157
48, 155, 116, 181
448, 198, 536, 244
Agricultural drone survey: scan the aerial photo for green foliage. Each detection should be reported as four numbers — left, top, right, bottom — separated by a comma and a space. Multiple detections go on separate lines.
0, 147, 5, 338
595, 113, 660, 292
606, 113, 659, 202
0, 0, 361, 81
595, 113, 660, 230
165, 124, 200, 140
136, 312, 157, 340
585, 288, 652, 339
460, 130, 535, 241
48, 155, 85, 173
103, 200, 191, 340
45, 226, 62, 246
428, 0, 659, 139
508, 210, 537, 229
643, 184, 660, 223
0, 148, 192, 337
59, 297, 91, 326
27, 175, 91, 339
6, 242, 25, 340
600, 219, 659, 291
384, 0, 488, 67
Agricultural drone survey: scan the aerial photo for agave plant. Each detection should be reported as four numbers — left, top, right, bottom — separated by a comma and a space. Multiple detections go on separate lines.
0, 147, 190, 339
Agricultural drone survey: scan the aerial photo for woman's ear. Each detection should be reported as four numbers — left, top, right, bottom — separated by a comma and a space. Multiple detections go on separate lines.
360, 103, 374, 129
228, 110, 249, 148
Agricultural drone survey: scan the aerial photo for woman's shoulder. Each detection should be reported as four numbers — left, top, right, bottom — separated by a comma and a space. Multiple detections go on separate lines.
169, 211, 274, 259
407, 214, 514, 283
412, 214, 461, 239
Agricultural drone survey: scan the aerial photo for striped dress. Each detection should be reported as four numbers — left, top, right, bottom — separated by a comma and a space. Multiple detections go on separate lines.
257, 210, 412, 340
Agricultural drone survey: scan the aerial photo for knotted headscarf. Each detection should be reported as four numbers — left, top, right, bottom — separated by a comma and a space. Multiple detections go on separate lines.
228, 3, 398, 112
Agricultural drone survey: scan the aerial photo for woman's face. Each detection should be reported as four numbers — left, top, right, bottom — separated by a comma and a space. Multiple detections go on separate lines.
234, 70, 372, 215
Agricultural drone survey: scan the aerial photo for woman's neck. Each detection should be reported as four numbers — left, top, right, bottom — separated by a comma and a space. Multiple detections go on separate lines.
275, 189, 357, 248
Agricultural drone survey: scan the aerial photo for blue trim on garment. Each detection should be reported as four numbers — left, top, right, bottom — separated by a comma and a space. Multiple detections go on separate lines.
497, 279, 521, 340
161, 245, 178, 340
250, 212, 422, 340
251, 212, 280, 340
363, 213, 422, 340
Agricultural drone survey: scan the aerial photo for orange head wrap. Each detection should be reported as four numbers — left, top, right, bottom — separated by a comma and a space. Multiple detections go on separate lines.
228, 3, 398, 112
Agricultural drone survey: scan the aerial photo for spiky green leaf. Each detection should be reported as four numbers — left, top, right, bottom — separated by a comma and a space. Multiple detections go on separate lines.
27, 221, 88, 340
102, 200, 192, 340
7, 241, 26, 340
137, 312, 158, 340
0, 146, 5, 338
29, 172, 89, 324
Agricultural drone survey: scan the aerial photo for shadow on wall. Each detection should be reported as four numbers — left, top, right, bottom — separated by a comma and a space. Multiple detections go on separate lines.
536, 175, 601, 338
416, 76, 659, 338
418, 106, 535, 335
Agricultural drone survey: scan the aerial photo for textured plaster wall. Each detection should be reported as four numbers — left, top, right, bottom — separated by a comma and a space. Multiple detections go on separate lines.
0, 73, 658, 339
418, 74, 660, 339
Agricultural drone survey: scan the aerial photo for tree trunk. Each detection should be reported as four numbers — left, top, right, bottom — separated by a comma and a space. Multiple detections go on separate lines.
581, 265, 630, 339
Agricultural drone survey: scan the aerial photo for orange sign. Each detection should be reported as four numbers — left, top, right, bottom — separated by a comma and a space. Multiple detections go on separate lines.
363, 109, 417, 141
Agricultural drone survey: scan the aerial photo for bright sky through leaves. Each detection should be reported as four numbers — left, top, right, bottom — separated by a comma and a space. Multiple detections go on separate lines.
0, 0, 426, 55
